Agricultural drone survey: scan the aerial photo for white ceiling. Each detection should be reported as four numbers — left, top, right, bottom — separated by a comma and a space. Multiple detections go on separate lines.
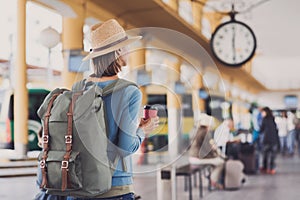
240, 0, 300, 90
207, 0, 300, 90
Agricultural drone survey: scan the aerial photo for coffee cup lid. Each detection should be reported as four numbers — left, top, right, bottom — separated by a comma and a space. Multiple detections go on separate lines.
144, 105, 157, 110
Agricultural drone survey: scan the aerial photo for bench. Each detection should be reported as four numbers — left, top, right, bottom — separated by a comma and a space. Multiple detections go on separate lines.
161, 164, 213, 200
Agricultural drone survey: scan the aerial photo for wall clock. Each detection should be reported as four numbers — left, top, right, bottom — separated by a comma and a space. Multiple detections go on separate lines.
191, 0, 269, 67
210, 17, 257, 67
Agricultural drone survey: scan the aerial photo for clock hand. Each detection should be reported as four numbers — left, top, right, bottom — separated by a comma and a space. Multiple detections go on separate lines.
232, 25, 237, 63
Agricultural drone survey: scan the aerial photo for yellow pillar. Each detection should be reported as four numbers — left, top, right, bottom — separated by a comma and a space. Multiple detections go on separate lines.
129, 48, 147, 104
62, 4, 84, 89
167, 0, 179, 12
167, 90, 181, 109
203, 12, 223, 33
226, 78, 234, 101
166, 58, 182, 160
225, 90, 232, 101
237, 97, 243, 128
139, 87, 148, 106
243, 60, 252, 74
165, 59, 182, 109
192, 0, 207, 30
129, 48, 146, 71
192, 73, 205, 121
14, 0, 28, 156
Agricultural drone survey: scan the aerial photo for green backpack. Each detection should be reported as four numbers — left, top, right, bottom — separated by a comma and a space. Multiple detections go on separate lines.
37, 78, 137, 197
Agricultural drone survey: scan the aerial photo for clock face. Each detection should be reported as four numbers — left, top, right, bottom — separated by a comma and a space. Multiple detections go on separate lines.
210, 20, 257, 67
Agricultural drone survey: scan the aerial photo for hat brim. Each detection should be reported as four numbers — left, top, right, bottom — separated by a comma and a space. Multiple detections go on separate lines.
82, 36, 142, 61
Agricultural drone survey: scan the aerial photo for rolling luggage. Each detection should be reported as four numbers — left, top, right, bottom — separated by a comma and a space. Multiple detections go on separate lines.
225, 142, 240, 160
239, 143, 257, 174
224, 159, 245, 190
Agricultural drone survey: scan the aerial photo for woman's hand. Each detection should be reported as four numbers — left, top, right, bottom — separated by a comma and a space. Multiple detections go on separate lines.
139, 117, 160, 135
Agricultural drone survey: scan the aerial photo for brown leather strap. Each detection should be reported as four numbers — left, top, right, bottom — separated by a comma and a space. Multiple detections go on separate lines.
61, 152, 71, 191
61, 92, 83, 191
40, 151, 48, 188
40, 92, 62, 189
43, 93, 61, 151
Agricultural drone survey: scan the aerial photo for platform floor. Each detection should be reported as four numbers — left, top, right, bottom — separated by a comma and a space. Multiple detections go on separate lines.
0, 155, 299, 200
133, 155, 300, 200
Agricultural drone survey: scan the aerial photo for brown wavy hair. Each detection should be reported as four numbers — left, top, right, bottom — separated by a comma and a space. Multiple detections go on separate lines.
92, 48, 126, 77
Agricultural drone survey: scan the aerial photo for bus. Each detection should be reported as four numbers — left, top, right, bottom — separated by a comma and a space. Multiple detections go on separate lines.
0, 88, 49, 151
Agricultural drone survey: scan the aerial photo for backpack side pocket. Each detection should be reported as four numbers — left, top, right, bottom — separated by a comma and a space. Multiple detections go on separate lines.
38, 151, 82, 191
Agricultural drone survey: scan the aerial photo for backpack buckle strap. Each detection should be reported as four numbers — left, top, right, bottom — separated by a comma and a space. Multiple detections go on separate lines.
61, 160, 69, 191
43, 141, 49, 151
61, 150, 71, 191
61, 161, 69, 169
40, 169, 48, 188
39, 159, 48, 188
40, 160, 46, 168
40, 150, 49, 188
42, 135, 49, 144
65, 135, 72, 144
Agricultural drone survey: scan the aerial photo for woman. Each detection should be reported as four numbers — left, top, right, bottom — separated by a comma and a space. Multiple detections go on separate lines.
275, 111, 288, 155
189, 114, 225, 189
260, 107, 280, 175
287, 111, 296, 156
36, 19, 159, 200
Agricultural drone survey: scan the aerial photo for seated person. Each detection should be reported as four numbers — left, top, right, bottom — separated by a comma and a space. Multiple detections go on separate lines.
189, 114, 225, 189
214, 118, 241, 155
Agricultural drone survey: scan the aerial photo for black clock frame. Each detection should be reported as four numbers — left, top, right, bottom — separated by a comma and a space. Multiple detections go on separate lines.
210, 20, 257, 67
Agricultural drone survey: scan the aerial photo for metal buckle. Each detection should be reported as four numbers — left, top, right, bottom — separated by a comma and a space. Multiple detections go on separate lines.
65, 135, 72, 144
40, 160, 46, 168
42, 135, 49, 144
61, 161, 69, 169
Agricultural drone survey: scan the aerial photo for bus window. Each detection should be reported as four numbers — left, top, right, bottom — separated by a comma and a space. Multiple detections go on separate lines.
28, 92, 48, 121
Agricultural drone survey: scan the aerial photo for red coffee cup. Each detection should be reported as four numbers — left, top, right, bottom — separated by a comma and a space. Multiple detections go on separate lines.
143, 105, 158, 119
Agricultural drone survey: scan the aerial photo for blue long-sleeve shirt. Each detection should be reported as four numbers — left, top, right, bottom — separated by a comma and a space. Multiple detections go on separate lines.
96, 80, 144, 186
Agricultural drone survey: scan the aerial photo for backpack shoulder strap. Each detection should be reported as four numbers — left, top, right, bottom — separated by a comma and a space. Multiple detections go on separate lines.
72, 79, 89, 91
37, 88, 68, 119
102, 79, 138, 96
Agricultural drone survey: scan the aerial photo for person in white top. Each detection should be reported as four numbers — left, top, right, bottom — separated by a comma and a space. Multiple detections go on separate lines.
213, 118, 235, 154
287, 111, 296, 155
275, 111, 288, 154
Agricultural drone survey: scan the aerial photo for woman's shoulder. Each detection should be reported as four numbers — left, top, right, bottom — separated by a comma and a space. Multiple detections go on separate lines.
122, 82, 140, 93
263, 117, 273, 123
120, 81, 142, 100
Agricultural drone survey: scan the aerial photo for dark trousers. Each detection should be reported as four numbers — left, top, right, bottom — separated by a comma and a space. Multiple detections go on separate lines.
67, 193, 135, 200
35, 192, 135, 200
296, 129, 300, 154
262, 144, 277, 170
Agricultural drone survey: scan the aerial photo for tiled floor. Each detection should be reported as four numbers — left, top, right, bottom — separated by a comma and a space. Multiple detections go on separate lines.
132, 155, 300, 200
0, 154, 299, 200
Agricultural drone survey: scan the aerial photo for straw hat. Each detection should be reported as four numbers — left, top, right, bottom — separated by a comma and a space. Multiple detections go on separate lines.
82, 19, 142, 61
198, 113, 214, 127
